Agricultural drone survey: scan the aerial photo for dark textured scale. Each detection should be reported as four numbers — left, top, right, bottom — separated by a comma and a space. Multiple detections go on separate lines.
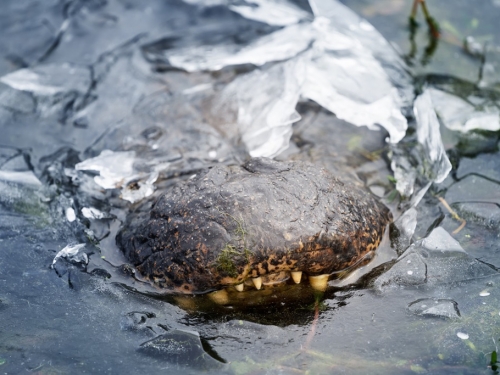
117, 158, 391, 294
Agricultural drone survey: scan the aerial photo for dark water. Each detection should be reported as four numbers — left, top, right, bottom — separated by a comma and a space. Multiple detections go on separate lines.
1, 1, 500, 374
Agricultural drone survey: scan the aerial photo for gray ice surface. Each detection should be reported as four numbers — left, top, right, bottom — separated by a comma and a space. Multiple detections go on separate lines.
374, 227, 497, 291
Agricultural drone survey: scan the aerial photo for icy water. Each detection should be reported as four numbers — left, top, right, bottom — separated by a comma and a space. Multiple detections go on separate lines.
1, 0, 500, 374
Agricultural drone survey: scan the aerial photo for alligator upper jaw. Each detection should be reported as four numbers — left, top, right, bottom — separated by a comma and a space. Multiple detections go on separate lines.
158, 247, 377, 296
224, 249, 376, 293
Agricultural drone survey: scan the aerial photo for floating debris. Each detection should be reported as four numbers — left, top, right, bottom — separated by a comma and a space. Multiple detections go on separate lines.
408, 298, 461, 319
0, 170, 42, 187
75, 150, 136, 189
81, 207, 107, 220
51, 244, 88, 267
65, 207, 76, 222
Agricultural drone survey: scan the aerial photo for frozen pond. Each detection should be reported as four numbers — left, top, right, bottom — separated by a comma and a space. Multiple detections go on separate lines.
1, 0, 500, 374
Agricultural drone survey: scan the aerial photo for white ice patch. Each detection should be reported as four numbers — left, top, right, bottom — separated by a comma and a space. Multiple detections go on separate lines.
182, 0, 311, 26
0, 64, 91, 96
391, 90, 452, 197
120, 171, 158, 203
66, 207, 76, 222
81, 207, 106, 220
414, 90, 452, 184
75, 150, 136, 189
0, 170, 42, 186
428, 88, 500, 133
229, 0, 311, 26
182, 0, 226, 5
216, 57, 304, 157
300, 38, 407, 143
52, 243, 88, 267
182, 83, 213, 95
167, 23, 315, 72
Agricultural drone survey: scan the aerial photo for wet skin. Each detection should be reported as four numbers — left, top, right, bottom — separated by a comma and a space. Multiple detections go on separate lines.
117, 158, 392, 294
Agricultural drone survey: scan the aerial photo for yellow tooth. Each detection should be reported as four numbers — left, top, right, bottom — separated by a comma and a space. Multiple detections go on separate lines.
291, 271, 302, 284
208, 289, 229, 305
308, 274, 329, 291
252, 277, 262, 290
234, 283, 244, 292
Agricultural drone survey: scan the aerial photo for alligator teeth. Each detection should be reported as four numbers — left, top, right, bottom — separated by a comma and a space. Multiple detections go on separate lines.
291, 271, 302, 284
234, 283, 244, 292
208, 289, 229, 305
308, 274, 329, 291
252, 277, 262, 290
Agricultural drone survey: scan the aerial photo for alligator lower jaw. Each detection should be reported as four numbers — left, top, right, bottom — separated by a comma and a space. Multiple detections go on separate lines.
206, 272, 331, 306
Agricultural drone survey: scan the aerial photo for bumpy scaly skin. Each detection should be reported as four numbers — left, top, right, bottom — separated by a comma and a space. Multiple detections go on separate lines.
117, 158, 391, 294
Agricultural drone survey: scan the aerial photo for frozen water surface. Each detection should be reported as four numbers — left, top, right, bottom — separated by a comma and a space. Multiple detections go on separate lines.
1, 0, 500, 374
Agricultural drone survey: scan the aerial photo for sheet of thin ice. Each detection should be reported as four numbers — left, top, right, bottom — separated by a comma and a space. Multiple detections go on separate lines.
229, 0, 312, 26
414, 90, 452, 184
390, 90, 452, 197
171, 0, 411, 157
52, 243, 88, 267
183, 0, 311, 26
429, 87, 500, 132
215, 57, 304, 157
0, 64, 91, 96
75, 150, 136, 190
167, 22, 315, 72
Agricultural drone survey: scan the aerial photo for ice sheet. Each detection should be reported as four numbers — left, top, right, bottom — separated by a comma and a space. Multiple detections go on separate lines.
229, 0, 312, 26
301, 45, 407, 143
429, 88, 500, 133
162, 0, 410, 156
216, 57, 305, 157
390, 90, 452, 197
81, 207, 107, 220
375, 227, 497, 291
182, 0, 311, 26
414, 90, 452, 184
52, 243, 88, 267
75, 150, 136, 189
166, 22, 315, 72
0, 170, 42, 186
0, 64, 91, 96
120, 171, 158, 204
182, 0, 226, 5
